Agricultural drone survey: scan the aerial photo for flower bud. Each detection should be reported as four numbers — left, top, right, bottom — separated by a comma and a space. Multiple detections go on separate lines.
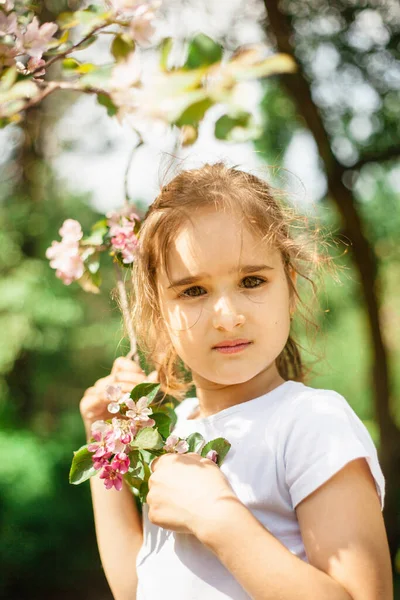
206, 450, 218, 463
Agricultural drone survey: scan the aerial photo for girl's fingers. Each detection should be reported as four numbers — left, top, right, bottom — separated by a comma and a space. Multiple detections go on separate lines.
111, 356, 144, 375
94, 375, 114, 390
113, 371, 147, 384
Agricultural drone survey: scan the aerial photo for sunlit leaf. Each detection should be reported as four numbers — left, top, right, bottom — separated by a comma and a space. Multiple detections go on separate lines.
151, 412, 172, 439
69, 445, 97, 484
186, 432, 205, 453
175, 97, 213, 126
111, 34, 135, 61
159, 37, 173, 71
130, 382, 160, 404
62, 58, 81, 71
230, 53, 297, 82
0, 80, 38, 104
214, 112, 250, 140
201, 437, 231, 466
133, 427, 164, 450
0, 66, 18, 92
79, 65, 113, 90
185, 33, 223, 69
97, 93, 118, 117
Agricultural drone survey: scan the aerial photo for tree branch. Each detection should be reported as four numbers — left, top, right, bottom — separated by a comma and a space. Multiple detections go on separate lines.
350, 146, 400, 172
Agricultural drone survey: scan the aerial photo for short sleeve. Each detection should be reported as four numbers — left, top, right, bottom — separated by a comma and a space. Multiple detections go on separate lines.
283, 391, 385, 510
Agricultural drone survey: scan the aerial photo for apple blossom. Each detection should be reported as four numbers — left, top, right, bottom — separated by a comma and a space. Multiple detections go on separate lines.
206, 450, 218, 463
125, 396, 153, 422
163, 435, 189, 454
106, 384, 131, 414
111, 452, 130, 474
100, 465, 123, 491
19, 17, 58, 59
0, 11, 17, 36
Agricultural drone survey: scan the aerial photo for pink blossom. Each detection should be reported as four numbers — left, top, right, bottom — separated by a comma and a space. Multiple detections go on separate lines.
100, 465, 123, 491
206, 450, 218, 463
92, 453, 112, 470
59, 219, 83, 242
163, 435, 189, 454
46, 240, 84, 284
0, 43, 19, 68
109, 51, 141, 91
0, 11, 18, 36
111, 452, 130, 474
106, 208, 140, 227
20, 17, 58, 59
129, 4, 157, 45
126, 396, 153, 422
46, 219, 85, 285
88, 421, 125, 457
1, 0, 14, 11
111, 417, 138, 448
106, 384, 131, 414
109, 217, 139, 265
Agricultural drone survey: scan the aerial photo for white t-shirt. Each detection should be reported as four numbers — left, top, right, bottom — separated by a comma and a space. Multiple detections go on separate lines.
136, 380, 385, 600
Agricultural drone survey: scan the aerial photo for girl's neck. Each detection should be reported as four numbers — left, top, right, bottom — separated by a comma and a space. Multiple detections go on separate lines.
189, 363, 285, 419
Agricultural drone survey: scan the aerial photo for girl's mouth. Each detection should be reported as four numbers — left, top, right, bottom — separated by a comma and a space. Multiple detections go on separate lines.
213, 342, 252, 354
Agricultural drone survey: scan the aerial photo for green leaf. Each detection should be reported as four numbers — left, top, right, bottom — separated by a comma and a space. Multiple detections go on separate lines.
175, 97, 213, 127
159, 37, 173, 71
151, 412, 172, 439
214, 113, 250, 140
97, 93, 118, 117
69, 445, 97, 485
186, 432, 205, 453
230, 53, 297, 82
138, 480, 149, 503
111, 34, 135, 61
79, 64, 113, 90
201, 438, 231, 466
0, 66, 18, 92
185, 34, 223, 70
76, 35, 97, 51
130, 382, 160, 404
133, 427, 164, 451
62, 58, 81, 71
0, 80, 38, 104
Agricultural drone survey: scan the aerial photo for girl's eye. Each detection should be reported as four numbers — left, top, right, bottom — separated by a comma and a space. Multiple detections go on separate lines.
241, 276, 266, 289
178, 285, 206, 298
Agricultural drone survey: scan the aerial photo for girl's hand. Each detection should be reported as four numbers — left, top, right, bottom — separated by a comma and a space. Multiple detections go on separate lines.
147, 452, 238, 538
79, 356, 156, 440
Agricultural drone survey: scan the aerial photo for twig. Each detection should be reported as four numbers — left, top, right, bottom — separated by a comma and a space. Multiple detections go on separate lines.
4, 80, 111, 116
114, 261, 138, 361
31, 21, 111, 77
124, 130, 144, 207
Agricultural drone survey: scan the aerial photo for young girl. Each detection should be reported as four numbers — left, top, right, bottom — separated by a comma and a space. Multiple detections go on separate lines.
80, 162, 393, 600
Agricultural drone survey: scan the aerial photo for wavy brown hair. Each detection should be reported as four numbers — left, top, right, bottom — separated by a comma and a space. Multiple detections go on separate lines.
131, 162, 325, 401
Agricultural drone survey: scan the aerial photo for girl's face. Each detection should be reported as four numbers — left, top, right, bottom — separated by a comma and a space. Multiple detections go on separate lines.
156, 207, 294, 387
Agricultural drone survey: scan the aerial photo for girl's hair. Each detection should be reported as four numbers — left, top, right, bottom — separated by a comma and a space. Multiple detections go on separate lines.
131, 162, 324, 401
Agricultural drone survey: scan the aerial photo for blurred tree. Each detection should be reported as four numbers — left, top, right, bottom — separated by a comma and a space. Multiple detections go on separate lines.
259, 0, 400, 562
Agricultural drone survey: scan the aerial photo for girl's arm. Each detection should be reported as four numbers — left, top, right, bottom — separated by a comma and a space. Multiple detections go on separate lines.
196, 457, 392, 600
89, 475, 143, 600
80, 356, 149, 600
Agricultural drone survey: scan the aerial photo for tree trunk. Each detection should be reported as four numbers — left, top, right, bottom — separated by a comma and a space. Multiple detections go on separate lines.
263, 0, 400, 563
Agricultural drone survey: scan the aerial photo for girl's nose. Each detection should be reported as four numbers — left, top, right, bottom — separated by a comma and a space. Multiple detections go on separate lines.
212, 296, 246, 331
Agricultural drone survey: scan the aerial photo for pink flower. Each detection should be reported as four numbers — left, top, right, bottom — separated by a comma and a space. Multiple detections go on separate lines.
59, 219, 83, 243
206, 450, 218, 463
111, 452, 130, 474
46, 219, 85, 285
0, 43, 19, 68
129, 4, 157, 45
20, 16, 58, 59
46, 241, 84, 284
106, 384, 131, 414
92, 453, 112, 470
88, 421, 125, 457
163, 435, 189, 454
126, 396, 153, 422
99, 465, 123, 491
0, 11, 18, 36
109, 217, 139, 265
